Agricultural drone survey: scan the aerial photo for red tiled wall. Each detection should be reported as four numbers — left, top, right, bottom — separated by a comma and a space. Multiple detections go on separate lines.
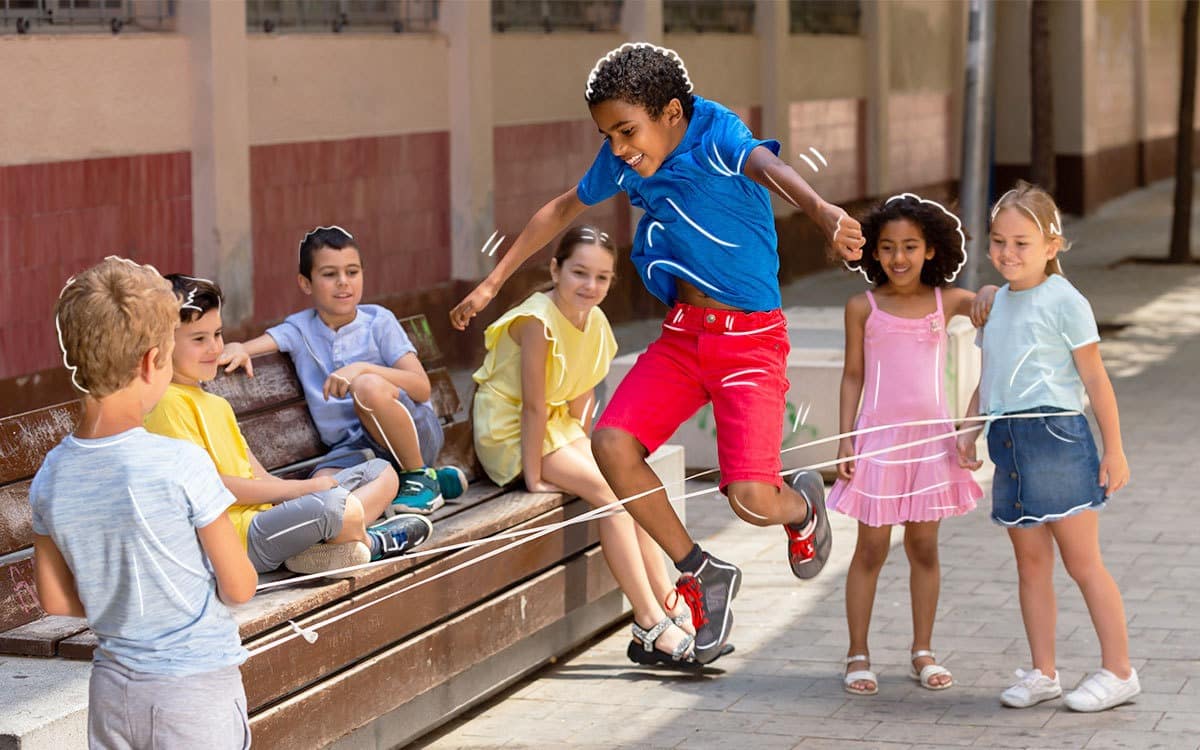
0, 153, 192, 380
250, 133, 452, 322
493, 120, 630, 254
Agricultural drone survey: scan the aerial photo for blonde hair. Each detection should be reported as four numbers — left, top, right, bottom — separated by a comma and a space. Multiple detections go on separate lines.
990, 180, 1070, 275
54, 257, 179, 398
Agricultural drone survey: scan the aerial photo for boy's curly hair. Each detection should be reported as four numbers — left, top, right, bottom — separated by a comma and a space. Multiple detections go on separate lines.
584, 43, 695, 120
165, 274, 223, 324
846, 194, 968, 287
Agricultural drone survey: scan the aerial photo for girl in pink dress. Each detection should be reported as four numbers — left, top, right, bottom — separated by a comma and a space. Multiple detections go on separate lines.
830, 194, 987, 696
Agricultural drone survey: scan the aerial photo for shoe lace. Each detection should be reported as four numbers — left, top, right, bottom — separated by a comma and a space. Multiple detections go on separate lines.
785, 524, 814, 560
674, 574, 707, 629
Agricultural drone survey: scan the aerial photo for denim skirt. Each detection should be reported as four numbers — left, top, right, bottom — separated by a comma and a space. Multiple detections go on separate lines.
987, 406, 1107, 527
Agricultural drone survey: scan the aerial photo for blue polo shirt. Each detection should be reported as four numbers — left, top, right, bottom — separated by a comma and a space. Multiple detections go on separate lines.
266, 305, 419, 448
577, 95, 782, 311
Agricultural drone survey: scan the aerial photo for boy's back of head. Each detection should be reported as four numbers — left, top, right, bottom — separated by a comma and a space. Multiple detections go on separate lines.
55, 257, 179, 397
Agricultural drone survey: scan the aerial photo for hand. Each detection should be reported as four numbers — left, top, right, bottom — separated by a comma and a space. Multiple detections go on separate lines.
323, 363, 370, 401
822, 202, 864, 262
1099, 449, 1129, 497
526, 477, 561, 494
971, 285, 999, 327
450, 281, 498, 331
308, 475, 340, 493
218, 342, 253, 376
956, 429, 983, 470
835, 438, 856, 481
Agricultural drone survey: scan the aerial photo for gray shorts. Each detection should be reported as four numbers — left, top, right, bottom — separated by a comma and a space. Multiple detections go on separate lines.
245, 458, 391, 572
316, 389, 444, 472
88, 660, 250, 749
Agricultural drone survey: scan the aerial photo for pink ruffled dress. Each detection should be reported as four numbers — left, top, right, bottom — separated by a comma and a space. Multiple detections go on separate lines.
827, 287, 982, 527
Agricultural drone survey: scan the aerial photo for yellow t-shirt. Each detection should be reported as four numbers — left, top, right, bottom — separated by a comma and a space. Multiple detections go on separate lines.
471, 292, 618, 485
144, 383, 272, 546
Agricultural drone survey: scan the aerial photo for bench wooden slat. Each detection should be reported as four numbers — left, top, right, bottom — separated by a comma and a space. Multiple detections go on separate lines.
241, 495, 600, 711
0, 480, 33, 557
0, 403, 80, 485
248, 547, 618, 749
57, 630, 97, 660
399, 315, 443, 367
0, 552, 42, 632
205, 353, 305, 416
0, 615, 88, 657
239, 405, 327, 472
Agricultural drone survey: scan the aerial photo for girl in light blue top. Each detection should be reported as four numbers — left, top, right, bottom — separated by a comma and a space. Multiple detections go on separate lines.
958, 181, 1136, 713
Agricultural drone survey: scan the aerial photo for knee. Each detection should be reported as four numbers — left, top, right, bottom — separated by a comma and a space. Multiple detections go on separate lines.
1015, 551, 1054, 579
904, 535, 939, 570
726, 483, 777, 527
350, 373, 395, 409
854, 538, 891, 572
1063, 556, 1107, 587
591, 428, 642, 470
337, 494, 364, 538
374, 463, 400, 497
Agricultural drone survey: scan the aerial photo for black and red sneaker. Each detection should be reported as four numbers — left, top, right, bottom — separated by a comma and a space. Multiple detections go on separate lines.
785, 470, 831, 579
673, 553, 741, 664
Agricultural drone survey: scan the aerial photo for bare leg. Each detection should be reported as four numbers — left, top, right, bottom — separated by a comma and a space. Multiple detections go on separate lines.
592, 427, 694, 564
845, 523, 891, 692
543, 439, 689, 654
351, 373, 423, 470
1008, 525, 1058, 677
327, 495, 367, 545
724, 480, 810, 527
1050, 511, 1132, 678
904, 520, 949, 687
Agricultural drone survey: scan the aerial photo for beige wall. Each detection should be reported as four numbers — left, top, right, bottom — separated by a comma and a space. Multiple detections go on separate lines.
247, 33, 449, 144
785, 34, 867, 101
0, 34, 191, 165
888, 0, 957, 93
491, 32, 626, 126
665, 34, 761, 107
1089, 0, 1138, 151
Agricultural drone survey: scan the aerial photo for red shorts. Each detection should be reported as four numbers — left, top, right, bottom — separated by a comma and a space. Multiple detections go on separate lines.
596, 303, 790, 489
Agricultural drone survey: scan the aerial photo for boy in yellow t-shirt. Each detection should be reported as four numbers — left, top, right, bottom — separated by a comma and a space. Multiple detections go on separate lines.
146, 275, 433, 574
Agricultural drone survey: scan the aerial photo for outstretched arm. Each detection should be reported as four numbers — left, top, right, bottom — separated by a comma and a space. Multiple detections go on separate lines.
450, 189, 588, 331
1074, 343, 1129, 496
218, 334, 280, 377
33, 534, 85, 617
836, 296, 869, 481
742, 146, 865, 261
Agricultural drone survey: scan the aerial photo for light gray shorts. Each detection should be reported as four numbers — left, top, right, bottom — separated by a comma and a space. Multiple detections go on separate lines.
245, 458, 391, 572
88, 660, 250, 749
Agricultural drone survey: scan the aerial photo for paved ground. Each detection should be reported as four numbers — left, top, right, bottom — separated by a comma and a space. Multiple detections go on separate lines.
425, 179, 1200, 750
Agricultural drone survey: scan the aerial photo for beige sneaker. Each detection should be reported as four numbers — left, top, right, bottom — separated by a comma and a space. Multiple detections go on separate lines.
284, 541, 371, 576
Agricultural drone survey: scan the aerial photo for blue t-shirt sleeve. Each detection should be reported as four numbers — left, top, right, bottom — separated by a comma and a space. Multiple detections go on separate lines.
376, 310, 417, 365
576, 144, 624, 206
707, 112, 781, 177
176, 444, 235, 528
1056, 284, 1100, 350
29, 469, 48, 535
265, 320, 300, 354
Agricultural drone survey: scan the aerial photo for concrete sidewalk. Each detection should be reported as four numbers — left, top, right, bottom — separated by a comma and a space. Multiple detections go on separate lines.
422, 178, 1200, 750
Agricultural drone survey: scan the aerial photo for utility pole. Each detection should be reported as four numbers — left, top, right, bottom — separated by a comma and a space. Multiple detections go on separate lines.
959, 0, 995, 290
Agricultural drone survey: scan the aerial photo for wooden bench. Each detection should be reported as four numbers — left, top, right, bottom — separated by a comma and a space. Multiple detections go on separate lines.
0, 314, 677, 749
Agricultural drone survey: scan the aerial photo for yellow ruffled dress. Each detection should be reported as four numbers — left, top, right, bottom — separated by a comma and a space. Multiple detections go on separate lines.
472, 292, 618, 486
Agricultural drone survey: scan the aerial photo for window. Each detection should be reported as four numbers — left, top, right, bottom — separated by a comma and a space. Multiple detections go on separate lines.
663, 0, 754, 34
789, 0, 860, 36
492, 0, 622, 33
247, 0, 438, 34
1, 0, 174, 34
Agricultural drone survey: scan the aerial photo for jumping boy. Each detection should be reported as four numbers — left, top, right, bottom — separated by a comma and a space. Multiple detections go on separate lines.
31, 257, 257, 747
222, 226, 467, 514
450, 43, 865, 662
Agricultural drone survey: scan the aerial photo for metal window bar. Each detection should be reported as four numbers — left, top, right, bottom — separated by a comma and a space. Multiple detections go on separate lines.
247, 0, 438, 33
491, 0, 622, 33
1, 0, 173, 33
789, 0, 860, 36
662, 0, 754, 34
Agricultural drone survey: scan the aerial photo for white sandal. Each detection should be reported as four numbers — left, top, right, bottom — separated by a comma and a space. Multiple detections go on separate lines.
844, 654, 878, 696
909, 650, 953, 690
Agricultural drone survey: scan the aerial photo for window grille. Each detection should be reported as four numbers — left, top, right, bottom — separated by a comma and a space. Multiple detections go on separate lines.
491, 0, 622, 33
1, 0, 173, 34
662, 0, 754, 34
789, 0, 860, 35
247, 0, 438, 34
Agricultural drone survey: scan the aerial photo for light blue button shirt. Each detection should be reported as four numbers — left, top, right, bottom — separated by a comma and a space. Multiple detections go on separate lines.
266, 304, 418, 448
978, 274, 1100, 416
30, 429, 246, 675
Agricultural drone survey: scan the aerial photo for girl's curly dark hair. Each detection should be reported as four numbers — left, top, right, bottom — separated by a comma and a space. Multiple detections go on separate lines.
846, 194, 968, 287
584, 43, 695, 120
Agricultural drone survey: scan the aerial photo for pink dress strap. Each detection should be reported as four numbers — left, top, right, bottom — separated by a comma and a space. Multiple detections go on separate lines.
865, 290, 878, 310
934, 286, 944, 319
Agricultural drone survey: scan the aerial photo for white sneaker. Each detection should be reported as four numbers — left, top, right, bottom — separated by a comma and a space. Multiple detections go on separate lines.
1064, 668, 1140, 712
1001, 668, 1062, 708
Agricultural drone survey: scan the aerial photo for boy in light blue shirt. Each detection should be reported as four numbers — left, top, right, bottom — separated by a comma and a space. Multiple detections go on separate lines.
222, 226, 467, 514
31, 257, 258, 748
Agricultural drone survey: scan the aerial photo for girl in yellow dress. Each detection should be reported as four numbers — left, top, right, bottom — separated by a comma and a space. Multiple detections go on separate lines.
473, 226, 710, 669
